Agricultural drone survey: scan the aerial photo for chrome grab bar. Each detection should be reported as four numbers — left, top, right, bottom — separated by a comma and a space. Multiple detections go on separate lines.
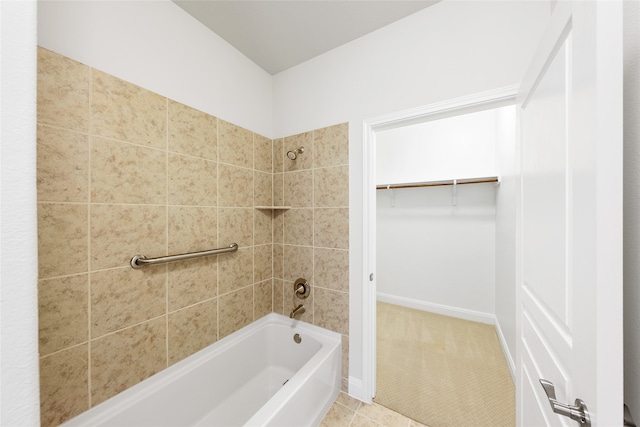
130, 243, 238, 269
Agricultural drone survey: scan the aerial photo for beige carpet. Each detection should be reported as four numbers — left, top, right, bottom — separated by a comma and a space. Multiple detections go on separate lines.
375, 302, 515, 427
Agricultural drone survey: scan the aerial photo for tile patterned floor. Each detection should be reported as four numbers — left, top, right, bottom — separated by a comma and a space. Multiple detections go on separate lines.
320, 392, 429, 427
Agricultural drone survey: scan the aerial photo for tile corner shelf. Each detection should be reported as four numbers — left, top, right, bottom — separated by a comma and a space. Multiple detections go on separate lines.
255, 206, 291, 210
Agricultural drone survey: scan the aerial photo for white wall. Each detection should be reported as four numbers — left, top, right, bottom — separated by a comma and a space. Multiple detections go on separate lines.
375, 108, 503, 323
0, 1, 41, 425
376, 108, 498, 185
37, 0, 274, 138
273, 0, 550, 396
494, 106, 517, 376
273, 1, 549, 137
377, 185, 496, 322
624, 0, 640, 421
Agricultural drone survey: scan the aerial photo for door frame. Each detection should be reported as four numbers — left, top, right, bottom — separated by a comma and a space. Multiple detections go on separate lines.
361, 85, 519, 402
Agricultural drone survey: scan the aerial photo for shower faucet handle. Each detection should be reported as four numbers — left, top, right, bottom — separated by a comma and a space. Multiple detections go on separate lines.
294, 278, 310, 299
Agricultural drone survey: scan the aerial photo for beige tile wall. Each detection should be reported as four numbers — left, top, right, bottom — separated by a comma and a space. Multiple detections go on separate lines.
36, 47, 273, 426
272, 123, 350, 391
37, 46, 350, 426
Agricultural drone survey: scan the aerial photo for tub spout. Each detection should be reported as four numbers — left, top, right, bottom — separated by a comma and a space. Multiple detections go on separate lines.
290, 304, 305, 319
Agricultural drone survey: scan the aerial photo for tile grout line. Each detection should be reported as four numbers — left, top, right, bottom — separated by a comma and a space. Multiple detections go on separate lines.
252, 131, 256, 322
346, 405, 358, 427
280, 139, 285, 315
215, 118, 220, 343
271, 138, 275, 314
39, 340, 89, 360
165, 97, 170, 368
37, 121, 90, 136
87, 65, 94, 410
311, 130, 316, 326
88, 312, 168, 343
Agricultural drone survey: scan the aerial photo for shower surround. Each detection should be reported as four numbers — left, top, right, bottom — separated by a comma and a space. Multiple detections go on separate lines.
36, 47, 349, 426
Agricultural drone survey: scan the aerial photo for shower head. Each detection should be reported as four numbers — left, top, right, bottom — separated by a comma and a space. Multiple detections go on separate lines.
287, 146, 304, 160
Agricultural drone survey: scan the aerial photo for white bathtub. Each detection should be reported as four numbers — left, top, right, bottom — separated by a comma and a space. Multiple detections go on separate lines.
61, 313, 342, 427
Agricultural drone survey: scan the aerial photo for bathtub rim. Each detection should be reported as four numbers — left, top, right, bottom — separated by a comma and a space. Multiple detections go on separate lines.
60, 313, 342, 427
244, 316, 342, 426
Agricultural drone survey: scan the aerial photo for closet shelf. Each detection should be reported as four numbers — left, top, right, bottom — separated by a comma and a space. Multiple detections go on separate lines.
255, 206, 291, 210
376, 176, 499, 190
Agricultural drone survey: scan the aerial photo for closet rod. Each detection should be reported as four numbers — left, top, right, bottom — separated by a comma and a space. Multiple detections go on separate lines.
376, 176, 499, 190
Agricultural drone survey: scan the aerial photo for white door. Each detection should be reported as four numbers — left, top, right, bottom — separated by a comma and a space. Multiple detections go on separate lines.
516, 1, 622, 426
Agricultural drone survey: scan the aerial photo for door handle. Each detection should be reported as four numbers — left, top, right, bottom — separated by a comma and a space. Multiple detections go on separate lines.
539, 379, 591, 426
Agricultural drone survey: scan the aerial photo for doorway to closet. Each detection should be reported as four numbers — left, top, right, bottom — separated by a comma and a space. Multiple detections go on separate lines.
362, 90, 518, 426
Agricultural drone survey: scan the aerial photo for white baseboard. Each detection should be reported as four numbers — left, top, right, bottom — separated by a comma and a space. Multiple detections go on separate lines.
347, 377, 369, 403
376, 292, 496, 325
494, 319, 515, 382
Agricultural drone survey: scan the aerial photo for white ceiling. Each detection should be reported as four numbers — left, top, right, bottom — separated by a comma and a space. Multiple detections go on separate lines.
173, 1, 439, 75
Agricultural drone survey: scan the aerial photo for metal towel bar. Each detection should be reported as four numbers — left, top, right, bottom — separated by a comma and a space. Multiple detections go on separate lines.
130, 243, 238, 269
